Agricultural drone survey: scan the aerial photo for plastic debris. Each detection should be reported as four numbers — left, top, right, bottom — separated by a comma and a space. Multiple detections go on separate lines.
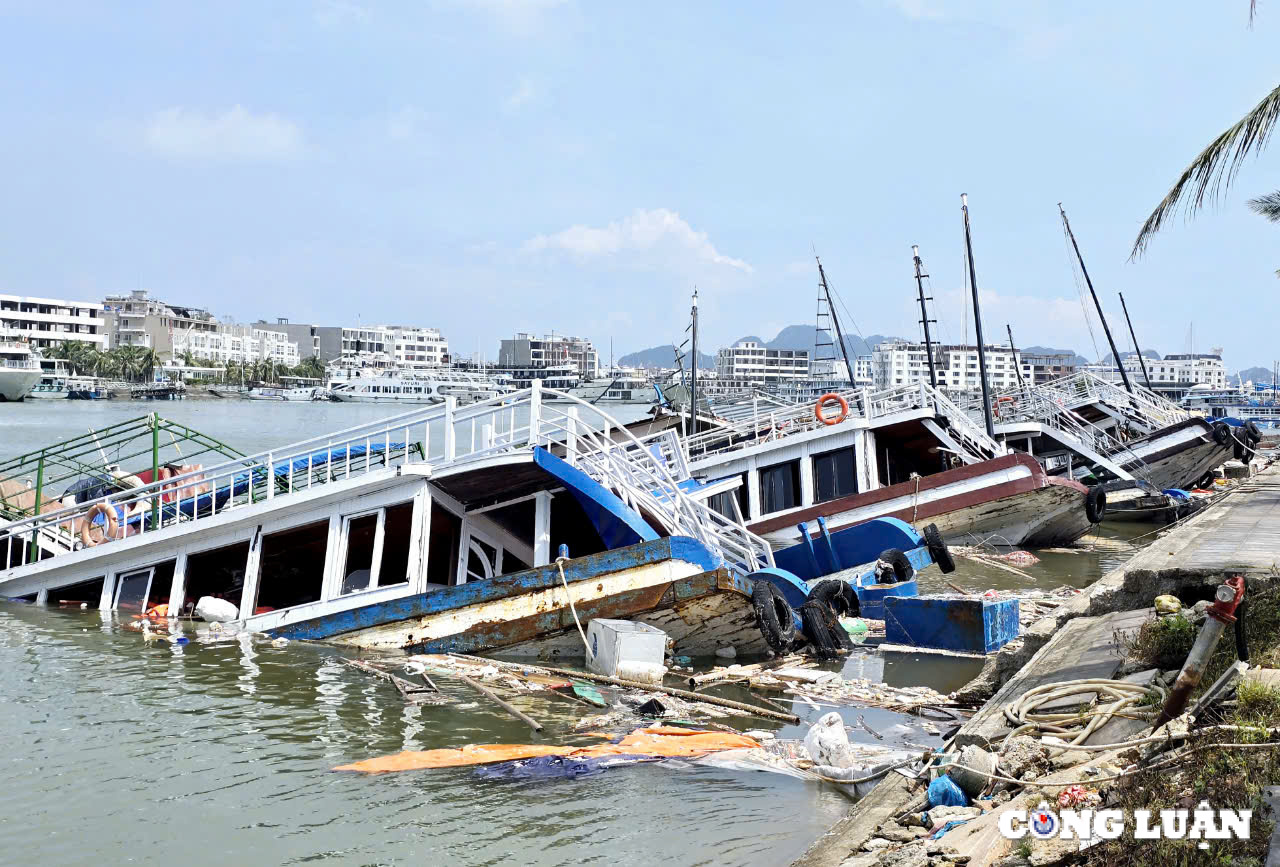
803, 712, 856, 768
474, 753, 660, 780
714, 646, 737, 659
1154, 594, 1182, 615
927, 774, 969, 808
195, 596, 238, 623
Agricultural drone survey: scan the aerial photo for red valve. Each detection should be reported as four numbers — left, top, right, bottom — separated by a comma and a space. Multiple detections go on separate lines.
1207, 574, 1246, 624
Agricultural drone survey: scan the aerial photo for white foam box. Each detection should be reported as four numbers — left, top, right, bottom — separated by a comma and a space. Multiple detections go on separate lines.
586, 618, 668, 682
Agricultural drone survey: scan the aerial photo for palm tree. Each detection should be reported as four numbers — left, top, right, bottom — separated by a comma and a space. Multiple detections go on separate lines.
295, 355, 325, 380
1132, 4, 1278, 256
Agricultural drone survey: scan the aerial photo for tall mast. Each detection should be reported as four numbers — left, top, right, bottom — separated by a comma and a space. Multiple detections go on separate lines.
1006, 324, 1026, 389
1059, 203, 1132, 394
1117, 292, 1153, 391
689, 288, 699, 434
816, 257, 853, 384
961, 194, 996, 439
912, 245, 938, 388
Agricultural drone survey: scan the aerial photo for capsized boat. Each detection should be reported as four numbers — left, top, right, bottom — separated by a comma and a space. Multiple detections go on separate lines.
2, 384, 908, 658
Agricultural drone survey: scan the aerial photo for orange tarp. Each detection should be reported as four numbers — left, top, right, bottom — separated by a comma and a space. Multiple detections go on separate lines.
333, 727, 761, 775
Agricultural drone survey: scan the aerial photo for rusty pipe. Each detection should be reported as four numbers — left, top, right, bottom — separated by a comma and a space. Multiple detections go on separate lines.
1155, 575, 1246, 727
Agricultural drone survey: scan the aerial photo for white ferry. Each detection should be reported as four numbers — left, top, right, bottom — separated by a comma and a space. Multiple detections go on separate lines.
1181, 384, 1280, 427
0, 340, 43, 402
329, 370, 508, 405
567, 372, 657, 404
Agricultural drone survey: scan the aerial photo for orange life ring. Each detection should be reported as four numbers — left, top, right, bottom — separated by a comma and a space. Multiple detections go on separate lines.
815, 393, 849, 426
993, 395, 1016, 419
80, 503, 119, 547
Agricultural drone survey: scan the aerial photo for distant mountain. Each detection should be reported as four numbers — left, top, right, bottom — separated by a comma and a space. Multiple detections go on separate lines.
731, 325, 902, 358
1022, 346, 1093, 367
617, 345, 715, 370
1232, 366, 1275, 386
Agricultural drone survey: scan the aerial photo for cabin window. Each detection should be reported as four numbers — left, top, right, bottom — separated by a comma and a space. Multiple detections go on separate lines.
114, 568, 153, 615
184, 541, 250, 615
49, 575, 105, 607
425, 503, 462, 587
813, 447, 857, 503
707, 473, 749, 520
338, 501, 414, 595
255, 520, 328, 612
759, 460, 801, 514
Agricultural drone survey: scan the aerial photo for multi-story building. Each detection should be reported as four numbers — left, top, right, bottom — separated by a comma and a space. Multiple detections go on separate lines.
101, 290, 220, 360
0, 293, 106, 352
253, 319, 343, 362
1019, 352, 1077, 386
715, 341, 810, 385
1093, 350, 1228, 398
340, 325, 448, 369
499, 333, 599, 379
872, 340, 1046, 393
171, 323, 301, 367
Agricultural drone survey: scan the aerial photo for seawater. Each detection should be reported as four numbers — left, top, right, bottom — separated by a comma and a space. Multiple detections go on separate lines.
0, 399, 1145, 865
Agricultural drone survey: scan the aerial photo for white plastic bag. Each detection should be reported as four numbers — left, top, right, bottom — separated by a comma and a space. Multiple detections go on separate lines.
195, 596, 239, 622
803, 711, 854, 768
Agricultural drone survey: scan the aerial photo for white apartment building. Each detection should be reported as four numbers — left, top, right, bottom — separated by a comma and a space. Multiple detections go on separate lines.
101, 290, 219, 359
715, 341, 810, 385
853, 355, 874, 387
1093, 351, 1228, 397
171, 324, 300, 367
0, 293, 106, 351
499, 333, 599, 379
872, 341, 1068, 393
342, 325, 448, 369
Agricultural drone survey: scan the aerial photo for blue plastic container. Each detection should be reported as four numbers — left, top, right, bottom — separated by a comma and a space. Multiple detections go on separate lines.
882, 595, 1021, 654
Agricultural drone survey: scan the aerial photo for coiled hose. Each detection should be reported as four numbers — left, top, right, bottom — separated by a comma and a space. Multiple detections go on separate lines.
1001, 678, 1166, 746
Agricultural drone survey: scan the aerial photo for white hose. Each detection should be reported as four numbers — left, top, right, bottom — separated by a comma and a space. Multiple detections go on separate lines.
556, 556, 594, 662
1001, 677, 1165, 746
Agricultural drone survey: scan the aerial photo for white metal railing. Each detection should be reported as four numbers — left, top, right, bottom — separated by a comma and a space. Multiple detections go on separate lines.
991, 371, 1188, 434
681, 381, 1003, 463
0, 382, 773, 577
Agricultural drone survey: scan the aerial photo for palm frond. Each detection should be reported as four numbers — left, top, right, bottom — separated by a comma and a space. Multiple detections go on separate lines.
1249, 190, 1280, 221
1131, 82, 1280, 258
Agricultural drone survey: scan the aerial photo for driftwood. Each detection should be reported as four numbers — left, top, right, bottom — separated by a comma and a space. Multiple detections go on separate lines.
340, 658, 451, 706
458, 674, 544, 732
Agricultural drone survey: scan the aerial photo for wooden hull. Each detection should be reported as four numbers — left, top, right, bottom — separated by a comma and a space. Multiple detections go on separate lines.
750, 453, 1094, 549
1119, 418, 1233, 490
268, 536, 766, 657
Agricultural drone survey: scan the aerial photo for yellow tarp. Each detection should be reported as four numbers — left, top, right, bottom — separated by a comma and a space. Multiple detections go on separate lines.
333, 727, 762, 775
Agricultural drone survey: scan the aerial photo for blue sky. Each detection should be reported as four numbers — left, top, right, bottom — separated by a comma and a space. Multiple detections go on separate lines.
1, 0, 1276, 371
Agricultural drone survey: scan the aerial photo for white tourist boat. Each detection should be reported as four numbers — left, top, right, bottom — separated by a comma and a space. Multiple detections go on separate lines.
329, 369, 508, 405
567, 372, 657, 404
0, 339, 43, 402
0, 386, 794, 658
247, 386, 319, 402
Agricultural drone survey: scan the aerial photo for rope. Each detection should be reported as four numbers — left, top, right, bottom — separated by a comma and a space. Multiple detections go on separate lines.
556, 555, 594, 662
911, 473, 921, 523
1000, 678, 1165, 746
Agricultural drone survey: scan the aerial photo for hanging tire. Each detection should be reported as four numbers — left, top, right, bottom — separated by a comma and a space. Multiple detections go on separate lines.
1198, 470, 1217, 489
1085, 486, 1107, 524
810, 579, 854, 615
923, 523, 956, 574
1246, 420, 1262, 443
876, 548, 914, 584
800, 600, 846, 659
1234, 440, 1247, 461
1212, 422, 1231, 446
752, 580, 796, 653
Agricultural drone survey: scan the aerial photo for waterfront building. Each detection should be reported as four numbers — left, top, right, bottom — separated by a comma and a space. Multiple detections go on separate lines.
101, 290, 220, 360
715, 341, 810, 386
498, 333, 599, 379
253, 319, 343, 361
871, 341, 1074, 392
170, 323, 301, 367
1092, 350, 1228, 399
341, 325, 448, 369
0, 293, 106, 352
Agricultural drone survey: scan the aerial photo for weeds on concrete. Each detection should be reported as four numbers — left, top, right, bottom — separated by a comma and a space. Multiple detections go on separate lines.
1123, 614, 1197, 670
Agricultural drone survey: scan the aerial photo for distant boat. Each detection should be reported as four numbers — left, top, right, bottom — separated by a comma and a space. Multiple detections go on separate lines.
0, 339, 42, 402
566, 373, 657, 404
329, 369, 507, 405
247, 386, 318, 402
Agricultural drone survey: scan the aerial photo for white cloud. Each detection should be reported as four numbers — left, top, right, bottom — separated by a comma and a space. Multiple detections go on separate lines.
504, 79, 536, 112
930, 285, 1109, 360
522, 208, 753, 272
143, 106, 302, 161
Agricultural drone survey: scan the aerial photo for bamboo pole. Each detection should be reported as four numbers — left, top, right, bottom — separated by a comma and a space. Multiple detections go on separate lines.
537, 665, 802, 724
459, 674, 544, 732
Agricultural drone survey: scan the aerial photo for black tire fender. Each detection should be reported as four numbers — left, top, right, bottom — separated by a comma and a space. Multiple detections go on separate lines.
1246, 420, 1262, 443
751, 580, 796, 653
875, 548, 914, 584
923, 523, 956, 574
1085, 486, 1107, 524
1212, 422, 1231, 446
810, 579, 856, 616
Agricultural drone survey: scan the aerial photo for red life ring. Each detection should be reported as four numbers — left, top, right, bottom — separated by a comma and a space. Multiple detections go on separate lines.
993, 395, 1016, 419
815, 393, 850, 426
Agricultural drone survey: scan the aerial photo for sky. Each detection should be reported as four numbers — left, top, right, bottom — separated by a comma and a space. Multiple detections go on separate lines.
0, 0, 1277, 373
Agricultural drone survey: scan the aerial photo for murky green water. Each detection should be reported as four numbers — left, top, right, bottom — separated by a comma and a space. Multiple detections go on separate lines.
0, 400, 1151, 865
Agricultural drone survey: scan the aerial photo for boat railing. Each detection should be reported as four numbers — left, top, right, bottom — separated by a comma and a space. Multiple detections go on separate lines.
1006, 388, 1155, 482
0, 381, 772, 576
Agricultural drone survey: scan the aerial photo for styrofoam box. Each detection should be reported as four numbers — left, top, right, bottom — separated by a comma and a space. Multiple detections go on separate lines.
586, 618, 667, 680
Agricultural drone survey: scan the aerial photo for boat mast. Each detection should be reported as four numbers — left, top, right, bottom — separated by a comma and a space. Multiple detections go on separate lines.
689, 288, 699, 434
816, 256, 853, 385
1006, 324, 1026, 389
912, 245, 939, 388
1117, 292, 1154, 391
1058, 203, 1133, 394
961, 194, 997, 439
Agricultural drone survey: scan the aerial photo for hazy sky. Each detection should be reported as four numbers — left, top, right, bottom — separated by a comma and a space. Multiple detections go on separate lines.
1, 1, 1277, 371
